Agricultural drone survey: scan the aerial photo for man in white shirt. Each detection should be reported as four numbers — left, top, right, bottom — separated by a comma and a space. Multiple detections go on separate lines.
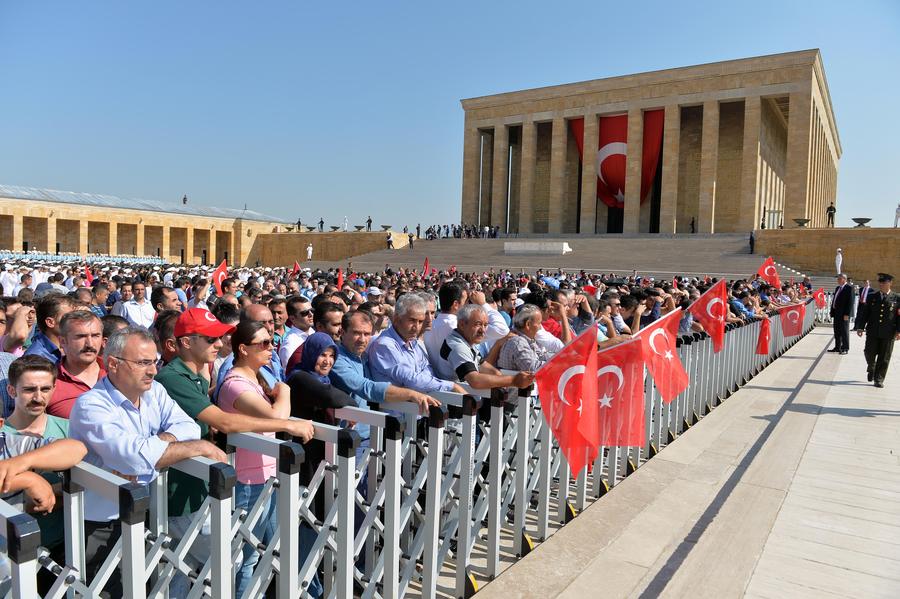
424, 282, 467, 365
120, 281, 156, 328
278, 295, 314, 364
0, 265, 17, 296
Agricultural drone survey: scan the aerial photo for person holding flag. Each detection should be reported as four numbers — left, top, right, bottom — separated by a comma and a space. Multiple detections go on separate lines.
634, 308, 689, 403
688, 279, 728, 352
757, 256, 782, 289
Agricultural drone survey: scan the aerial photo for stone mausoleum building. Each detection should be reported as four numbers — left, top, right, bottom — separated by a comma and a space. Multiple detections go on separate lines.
0, 184, 286, 266
460, 50, 840, 235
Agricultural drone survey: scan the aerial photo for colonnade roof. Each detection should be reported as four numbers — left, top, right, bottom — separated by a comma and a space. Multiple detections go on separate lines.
0, 183, 287, 224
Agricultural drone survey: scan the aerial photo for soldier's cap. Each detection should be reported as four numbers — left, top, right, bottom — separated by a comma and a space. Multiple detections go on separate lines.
877, 273, 894, 282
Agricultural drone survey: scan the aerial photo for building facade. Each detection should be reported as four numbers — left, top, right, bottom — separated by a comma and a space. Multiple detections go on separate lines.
460, 50, 840, 235
0, 185, 286, 266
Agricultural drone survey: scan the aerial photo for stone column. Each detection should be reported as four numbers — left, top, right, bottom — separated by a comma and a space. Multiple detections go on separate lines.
209, 229, 217, 264
784, 88, 812, 225
79, 221, 89, 255
161, 226, 171, 261
623, 108, 644, 234
478, 131, 494, 226
460, 125, 481, 224
109, 222, 118, 256
518, 119, 536, 234
12, 215, 23, 252
697, 100, 720, 234
658, 104, 680, 234
490, 124, 510, 232
548, 116, 567, 234
136, 223, 145, 256
579, 113, 599, 234
739, 96, 762, 232
185, 228, 194, 264
47, 217, 57, 255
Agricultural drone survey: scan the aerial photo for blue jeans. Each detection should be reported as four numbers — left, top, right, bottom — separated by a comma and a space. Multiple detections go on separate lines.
234, 482, 277, 598
235, 482, 324, 598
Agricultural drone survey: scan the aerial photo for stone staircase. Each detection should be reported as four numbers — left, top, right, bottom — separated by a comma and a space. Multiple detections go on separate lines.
312, 233, 830, 286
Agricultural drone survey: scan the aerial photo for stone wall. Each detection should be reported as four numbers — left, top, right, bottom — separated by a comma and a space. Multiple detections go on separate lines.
0, 196, 284, 266
757, 228, 900, 281
253, 231, 409, 266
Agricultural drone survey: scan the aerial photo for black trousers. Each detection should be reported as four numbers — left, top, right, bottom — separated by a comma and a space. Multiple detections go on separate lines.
832, 317, 850, 351
864, 335, 894, 383
83, 520, 123, 598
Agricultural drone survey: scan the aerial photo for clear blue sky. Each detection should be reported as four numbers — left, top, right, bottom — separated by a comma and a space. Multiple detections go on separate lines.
1, 1, 898, 228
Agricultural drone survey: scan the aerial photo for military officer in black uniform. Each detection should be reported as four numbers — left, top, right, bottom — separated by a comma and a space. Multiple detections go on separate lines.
854, 273, 900, 388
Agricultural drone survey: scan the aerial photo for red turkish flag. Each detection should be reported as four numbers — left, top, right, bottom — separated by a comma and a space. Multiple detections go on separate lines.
636, 309, 688, 404
813, 287, 826, 309
569, 110, 665, 210
84, 265, 94, 285
596, 338, 646, 447
291, 261, 301, 277
757, 257, 782, 289
422, 257, 430, 277
535, 326, 600, 476
756, 317, 771, 355
212, 259, 228, 296
779, 303, 805, 337
688, 279, 728, 352
336, 268, 344, 290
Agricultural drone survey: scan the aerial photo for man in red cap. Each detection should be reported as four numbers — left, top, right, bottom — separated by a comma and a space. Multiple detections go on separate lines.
155, 308, 315, 592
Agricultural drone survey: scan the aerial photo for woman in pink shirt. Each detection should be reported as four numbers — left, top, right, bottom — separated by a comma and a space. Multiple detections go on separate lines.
217, 319, 292, 596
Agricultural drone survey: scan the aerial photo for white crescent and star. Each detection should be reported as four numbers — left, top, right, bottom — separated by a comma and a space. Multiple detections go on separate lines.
203, 311, 217, 322
648, 328, 674, 361
786, 309, 801, 323
706, 297, 725, 320
764, 265, 778, 277
595, 142, 627, 188
597, 365, 624, 408
557, 365, 585, 415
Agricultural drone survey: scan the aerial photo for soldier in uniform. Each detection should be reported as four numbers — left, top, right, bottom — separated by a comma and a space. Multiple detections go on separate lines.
854, 273, 900, 388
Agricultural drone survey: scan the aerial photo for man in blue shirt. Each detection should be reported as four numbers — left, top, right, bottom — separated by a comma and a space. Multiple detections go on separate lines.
24, 293, 77, 365
68, 326, 225, 596
367, 294, 466, 395
331, 310, 438, 456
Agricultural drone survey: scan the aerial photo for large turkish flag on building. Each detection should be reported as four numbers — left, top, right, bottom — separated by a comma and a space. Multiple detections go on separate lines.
596, 337, 646, 447
570, 110, 665, 210
779, 303, 806, 337
535, 326, 600, 476
757, 257, 782, 289
636, 309, 689, 404
689, 279, 728, 352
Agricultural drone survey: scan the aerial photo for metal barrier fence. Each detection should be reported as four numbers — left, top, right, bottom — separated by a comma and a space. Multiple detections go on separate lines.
0, 301, 816, 598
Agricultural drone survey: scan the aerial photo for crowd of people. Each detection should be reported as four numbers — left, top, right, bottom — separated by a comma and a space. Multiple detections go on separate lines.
0, 256, 820, 594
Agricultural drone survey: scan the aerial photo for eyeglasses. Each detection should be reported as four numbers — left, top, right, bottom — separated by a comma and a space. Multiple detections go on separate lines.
193, 335, 222, 344
297, 310, 313, 317
248, 339, 274, 349
113, 356, 157, 369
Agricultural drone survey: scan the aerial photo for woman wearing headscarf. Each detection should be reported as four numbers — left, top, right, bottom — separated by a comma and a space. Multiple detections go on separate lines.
287, 332, 354, 425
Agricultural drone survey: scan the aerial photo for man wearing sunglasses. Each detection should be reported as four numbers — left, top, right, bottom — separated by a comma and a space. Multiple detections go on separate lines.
279, 295, 313, 365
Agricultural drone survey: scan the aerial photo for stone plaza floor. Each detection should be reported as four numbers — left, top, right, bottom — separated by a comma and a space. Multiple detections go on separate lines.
476, 327, 900, 598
